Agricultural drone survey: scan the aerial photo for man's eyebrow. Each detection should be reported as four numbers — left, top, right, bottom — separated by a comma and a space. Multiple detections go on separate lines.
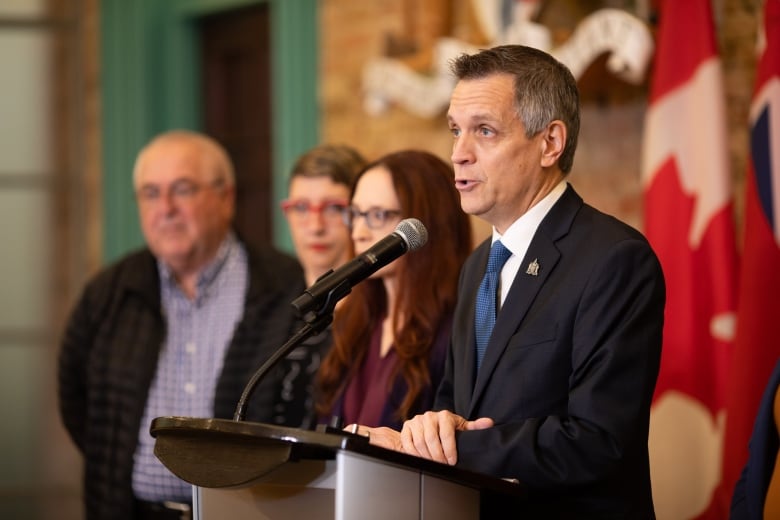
447, 112, 496, 126
140, 176, 195, 186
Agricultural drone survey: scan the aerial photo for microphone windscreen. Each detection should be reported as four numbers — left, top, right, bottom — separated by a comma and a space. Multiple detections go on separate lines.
395, 218, 428, 251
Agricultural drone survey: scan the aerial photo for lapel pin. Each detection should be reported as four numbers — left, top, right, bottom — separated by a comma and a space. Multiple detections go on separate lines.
526, 258, 540, 276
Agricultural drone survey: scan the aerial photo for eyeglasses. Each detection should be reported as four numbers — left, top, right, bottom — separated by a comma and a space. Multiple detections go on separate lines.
136, 178, 225, 204
280, 199, 349, 222
343, 206, 402, 229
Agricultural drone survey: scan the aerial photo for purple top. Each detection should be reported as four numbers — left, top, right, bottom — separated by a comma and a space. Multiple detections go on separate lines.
322, 313, 452, 430
342, 321, 397, 427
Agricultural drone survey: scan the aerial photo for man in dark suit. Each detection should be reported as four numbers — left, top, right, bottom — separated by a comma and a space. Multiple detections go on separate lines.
365, 45, 666, 518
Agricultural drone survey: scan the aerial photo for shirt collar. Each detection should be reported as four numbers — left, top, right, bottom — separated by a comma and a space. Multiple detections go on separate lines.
492, 180, 567, 256
157, 232, 238, 293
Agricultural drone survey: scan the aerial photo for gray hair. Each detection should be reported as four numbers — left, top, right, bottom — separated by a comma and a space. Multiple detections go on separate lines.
132, 130, 236, 187
450, 45, 580, 173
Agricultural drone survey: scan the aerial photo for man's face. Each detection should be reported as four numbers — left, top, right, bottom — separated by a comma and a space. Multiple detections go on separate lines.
135, 139, 234, 275
284, 176, 352, 284
447, 73, 546, 234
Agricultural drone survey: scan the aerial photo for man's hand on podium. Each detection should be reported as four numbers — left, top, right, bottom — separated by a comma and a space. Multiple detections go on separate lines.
354, 411, 494, 466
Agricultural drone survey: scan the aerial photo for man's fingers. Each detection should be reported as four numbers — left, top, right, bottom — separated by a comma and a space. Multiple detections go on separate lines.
396, 412, 494, 466
465, 417, 494, 430
399, 411, 458, 465
400, 412, 446, 463
422, 412, 449, 463
400, 417, 428, 458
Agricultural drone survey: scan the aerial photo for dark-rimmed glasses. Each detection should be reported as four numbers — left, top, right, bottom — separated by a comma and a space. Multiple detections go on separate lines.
280, 199, 349, 222
136, 178, 225, 204
343, 206, 402, 229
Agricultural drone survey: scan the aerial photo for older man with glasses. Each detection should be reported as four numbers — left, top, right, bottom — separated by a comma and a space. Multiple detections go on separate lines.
57, 130, 304, 519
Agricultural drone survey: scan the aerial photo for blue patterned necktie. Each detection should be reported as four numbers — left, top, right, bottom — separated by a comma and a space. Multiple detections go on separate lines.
475, 240, 512, 370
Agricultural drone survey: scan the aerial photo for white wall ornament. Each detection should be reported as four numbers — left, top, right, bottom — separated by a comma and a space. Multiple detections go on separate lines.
362, 7, 655, 119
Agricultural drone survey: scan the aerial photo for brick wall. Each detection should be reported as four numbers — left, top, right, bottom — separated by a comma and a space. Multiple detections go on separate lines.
319, 0, 761, 244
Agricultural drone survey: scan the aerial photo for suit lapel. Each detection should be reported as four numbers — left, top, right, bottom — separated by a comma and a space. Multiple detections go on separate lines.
454, 240, 490, 408
468, 184, 583, 413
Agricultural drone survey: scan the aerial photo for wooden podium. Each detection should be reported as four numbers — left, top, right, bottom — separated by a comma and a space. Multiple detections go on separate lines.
151, 416, 524, 519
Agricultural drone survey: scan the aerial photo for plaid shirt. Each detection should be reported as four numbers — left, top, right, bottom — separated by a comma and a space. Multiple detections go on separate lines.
132, 234, 248, 502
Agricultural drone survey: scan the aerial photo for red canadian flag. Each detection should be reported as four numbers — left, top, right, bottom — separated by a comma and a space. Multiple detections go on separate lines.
718, 0, 780, 515
641, 0, 738, 518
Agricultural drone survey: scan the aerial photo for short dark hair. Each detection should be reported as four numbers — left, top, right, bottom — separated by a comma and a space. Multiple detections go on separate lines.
450, 45, 580, 173
289, 144, 366, 187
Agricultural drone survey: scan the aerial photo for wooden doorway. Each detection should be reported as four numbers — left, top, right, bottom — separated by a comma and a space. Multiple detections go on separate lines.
199, 3, 272, 252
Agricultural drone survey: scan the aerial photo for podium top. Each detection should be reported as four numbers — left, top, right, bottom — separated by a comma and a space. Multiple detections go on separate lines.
151, 416, 524, 497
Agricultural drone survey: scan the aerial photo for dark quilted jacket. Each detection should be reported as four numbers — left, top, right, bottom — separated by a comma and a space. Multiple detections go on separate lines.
57, 242, 304, 519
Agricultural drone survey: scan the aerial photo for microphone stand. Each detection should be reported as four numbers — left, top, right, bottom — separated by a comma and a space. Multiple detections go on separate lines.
232, 279, 351, 422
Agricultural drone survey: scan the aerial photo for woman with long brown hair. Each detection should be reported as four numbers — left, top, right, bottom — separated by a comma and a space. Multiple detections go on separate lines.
315, 149, 472, 429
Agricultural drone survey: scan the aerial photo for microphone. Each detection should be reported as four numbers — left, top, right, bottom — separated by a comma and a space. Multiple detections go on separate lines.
291, 218, 428, 317
234, 218, 427, 421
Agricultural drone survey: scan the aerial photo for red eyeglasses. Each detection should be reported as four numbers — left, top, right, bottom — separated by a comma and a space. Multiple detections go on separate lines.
280, 199, 349, 221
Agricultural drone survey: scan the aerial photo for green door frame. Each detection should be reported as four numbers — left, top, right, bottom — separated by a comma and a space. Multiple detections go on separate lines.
100, 0, 317, 261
